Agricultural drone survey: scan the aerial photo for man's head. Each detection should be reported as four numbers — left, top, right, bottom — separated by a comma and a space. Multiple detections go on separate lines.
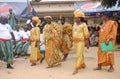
74, 17, 85, 24
24, 27, 28, 32
44, 16, 52, 24
9, 8, 13, 14
60, 17, 65, 25
32, 16, 41, 26
102, 12, 111, 21
32, 20, 37, 27
1, 16, 7, 24
16, 27, 20, 31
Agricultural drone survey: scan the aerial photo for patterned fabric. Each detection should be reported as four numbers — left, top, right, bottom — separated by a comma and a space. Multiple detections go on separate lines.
98, 20, 118, 66
43, 22, 61, 66
30, 27, 42, 64
73, 22, 89, 70
21, 41, 30, 55
14, 41, 22, 54
0, 40, 13, 64
61, 23, 73, 55
8, 14, 16, 30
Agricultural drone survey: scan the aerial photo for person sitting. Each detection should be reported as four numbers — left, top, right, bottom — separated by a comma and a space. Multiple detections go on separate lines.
21, 27, 30, 56
13, 27, 22, 58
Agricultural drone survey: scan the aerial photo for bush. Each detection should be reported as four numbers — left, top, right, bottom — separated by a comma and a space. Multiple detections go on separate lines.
15, 23, 27, 29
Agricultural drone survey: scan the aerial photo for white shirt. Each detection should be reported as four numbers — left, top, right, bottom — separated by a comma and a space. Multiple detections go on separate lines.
26, 19, 34, 27
21, 31, 30, 40
0, 23, 12, 40
26, 19, 31, 24
13, 30, 22, 41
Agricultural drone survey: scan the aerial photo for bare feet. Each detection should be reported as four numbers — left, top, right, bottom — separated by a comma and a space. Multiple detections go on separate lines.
72, 70, 78, 75
15, 55, 20, 58
62, 54, 68, 62
62, 58, 65, 62
7, 64, 14, 69
40, 58, 44, 63
82, 64, 86, 69
54, 63, 61, 67
46, 65, 53, 69
7, 66, 14, 69
108, 67, 114, 72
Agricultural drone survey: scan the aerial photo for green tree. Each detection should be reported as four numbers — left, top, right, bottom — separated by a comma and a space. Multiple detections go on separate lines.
101, 0, 120, 8
101, 0, 120, 21
32, 0, 41, 2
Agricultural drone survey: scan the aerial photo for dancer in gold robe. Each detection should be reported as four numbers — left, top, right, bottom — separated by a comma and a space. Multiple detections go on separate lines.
30, 16, 43, 66
43, 16, 61, 68
72, 11, 89, 75
94, 13, 118, 72
60, 17, 73, 61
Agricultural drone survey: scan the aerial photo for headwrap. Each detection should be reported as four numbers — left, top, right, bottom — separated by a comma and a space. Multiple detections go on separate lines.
44, 16, 52, 20
63, 24, 73, 31
74, 10, 85, 17
32, 16, 41, 25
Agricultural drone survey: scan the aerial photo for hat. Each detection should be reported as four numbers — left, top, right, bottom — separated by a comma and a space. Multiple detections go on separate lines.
74, 10, 85, 17
32, 16, 41, 25
44, 16, 52, 20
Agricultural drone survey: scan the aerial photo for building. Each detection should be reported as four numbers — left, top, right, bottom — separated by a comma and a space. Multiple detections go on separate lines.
31, 0, 102, 25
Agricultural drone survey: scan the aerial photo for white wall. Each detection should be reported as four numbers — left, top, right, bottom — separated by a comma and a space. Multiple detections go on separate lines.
33, 3, 74, 12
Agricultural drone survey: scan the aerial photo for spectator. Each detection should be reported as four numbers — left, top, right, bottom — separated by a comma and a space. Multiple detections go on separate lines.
13, 27, 22, 58
8, 8, 17, 30
21, 27, 30, 56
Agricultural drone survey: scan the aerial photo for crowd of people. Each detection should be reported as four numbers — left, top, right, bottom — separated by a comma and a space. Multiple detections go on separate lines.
0, 9, 118, 75
89, 26, 100, 46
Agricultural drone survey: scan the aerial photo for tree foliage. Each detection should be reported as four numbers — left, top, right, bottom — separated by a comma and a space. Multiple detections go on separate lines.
101, 0, 120, 8
32, 0, 41, 2
101, 0, 120, 21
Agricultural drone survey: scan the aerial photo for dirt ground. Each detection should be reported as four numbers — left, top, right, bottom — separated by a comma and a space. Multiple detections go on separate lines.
0, 47, 120, 79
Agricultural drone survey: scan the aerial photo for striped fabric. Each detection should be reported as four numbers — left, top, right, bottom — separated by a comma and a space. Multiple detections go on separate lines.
14, 41, 22, 54
21, 41, 30, 55
0, 40, 13, 64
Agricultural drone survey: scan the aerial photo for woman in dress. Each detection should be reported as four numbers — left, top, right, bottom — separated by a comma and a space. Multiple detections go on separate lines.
72, 11, 89, 75
30, 16, 43, 66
